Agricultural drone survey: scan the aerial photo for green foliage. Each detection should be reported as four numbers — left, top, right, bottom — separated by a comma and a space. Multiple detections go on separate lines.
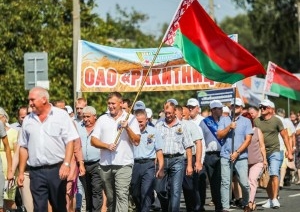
231, 0, 299, 72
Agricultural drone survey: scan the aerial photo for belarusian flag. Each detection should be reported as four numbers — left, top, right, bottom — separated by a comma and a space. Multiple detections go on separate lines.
163, 0, 265, 84
264, 61, 300, 100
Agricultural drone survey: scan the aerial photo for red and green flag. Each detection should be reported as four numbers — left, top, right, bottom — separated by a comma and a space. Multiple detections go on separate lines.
264, 61, 300, 100
163, 0, 265, 84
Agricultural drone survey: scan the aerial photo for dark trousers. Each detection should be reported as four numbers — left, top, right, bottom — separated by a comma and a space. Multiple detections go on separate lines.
204, 152, 222, 211
30, 164, 67, 212
182, 156, 201, 212
155, 156, 185, 212
130, 160, 155, 212
79, 162, 103, 212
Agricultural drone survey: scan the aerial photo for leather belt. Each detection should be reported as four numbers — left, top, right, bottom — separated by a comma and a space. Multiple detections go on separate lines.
134, 158, 155, 163
163, 153, 184, 158
206, 151, 220, 156
84, 160, 100, 165
29, 162, 62, 170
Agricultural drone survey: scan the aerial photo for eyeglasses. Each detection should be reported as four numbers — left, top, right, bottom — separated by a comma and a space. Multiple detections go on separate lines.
259, 105, 269, 110
76, 107, 83, 110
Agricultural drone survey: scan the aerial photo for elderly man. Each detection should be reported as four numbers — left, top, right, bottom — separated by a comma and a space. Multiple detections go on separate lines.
77, 106, 103, 212
18, 86, 78, 212
217, 98, 253, 212
91, 92, 141, 212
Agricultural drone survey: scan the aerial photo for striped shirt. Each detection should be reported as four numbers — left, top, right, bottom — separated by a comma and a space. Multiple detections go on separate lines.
155, 119, 193, 155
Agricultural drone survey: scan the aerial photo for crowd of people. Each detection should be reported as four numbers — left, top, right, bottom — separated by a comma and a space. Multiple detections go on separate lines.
0, 86, 300, 212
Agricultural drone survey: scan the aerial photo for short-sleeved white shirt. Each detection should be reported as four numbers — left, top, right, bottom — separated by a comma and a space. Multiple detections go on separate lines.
18, 106, 79, 167
91, 111, 140, 166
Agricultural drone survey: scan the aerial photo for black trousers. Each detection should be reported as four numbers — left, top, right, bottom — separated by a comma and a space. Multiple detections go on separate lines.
204, 152, 222, 211
79, 161, 103, 212
30, 163, 67, 212
182, 156, 207, 212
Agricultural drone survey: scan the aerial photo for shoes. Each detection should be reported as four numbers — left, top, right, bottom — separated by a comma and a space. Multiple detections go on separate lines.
295, 181, 300, 185
262, 199, 273, 208
272, 198, 280, 209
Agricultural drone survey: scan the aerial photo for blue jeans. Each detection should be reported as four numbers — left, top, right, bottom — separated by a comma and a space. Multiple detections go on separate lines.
130, 161, 155, 212
221, 157, 249, 210
155, 156, 185, 212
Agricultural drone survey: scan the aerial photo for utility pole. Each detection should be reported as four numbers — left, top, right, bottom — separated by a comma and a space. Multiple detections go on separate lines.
209, 0, 215, 21
73, 0, 81, 105
298, 1, 300, 60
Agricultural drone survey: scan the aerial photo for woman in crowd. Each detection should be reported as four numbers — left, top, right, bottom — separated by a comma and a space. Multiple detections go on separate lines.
242, 112, 267, 211
0, 107, 18, 210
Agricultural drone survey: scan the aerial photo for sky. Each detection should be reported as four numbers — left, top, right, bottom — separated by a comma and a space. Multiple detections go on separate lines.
94, 0, 245, 35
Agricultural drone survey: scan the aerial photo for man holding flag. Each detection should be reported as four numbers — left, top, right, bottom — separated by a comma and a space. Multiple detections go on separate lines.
217, 98, 253, 212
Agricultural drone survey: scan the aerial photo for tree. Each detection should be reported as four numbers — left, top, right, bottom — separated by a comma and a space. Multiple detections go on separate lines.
0, 0, 161, 121
231, 0, 299, 72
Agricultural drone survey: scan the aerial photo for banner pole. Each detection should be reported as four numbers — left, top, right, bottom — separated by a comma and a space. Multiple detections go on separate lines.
114, 41, 165, 144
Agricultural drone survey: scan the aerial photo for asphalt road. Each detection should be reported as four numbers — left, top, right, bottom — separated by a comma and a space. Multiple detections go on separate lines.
176, 183, 300, 212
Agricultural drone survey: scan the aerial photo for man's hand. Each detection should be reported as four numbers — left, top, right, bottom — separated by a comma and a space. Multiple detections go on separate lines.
107, 143, 117, 151
59, 163, 70, 180
230, 151, 239, 162
230, 121, 236, 129
79, 162, 86, 176
286, 151, 294, 162
17, 173, 25, 188
156, 168, 164, 179
194, 162, 203, 173
186, 165, 193, 176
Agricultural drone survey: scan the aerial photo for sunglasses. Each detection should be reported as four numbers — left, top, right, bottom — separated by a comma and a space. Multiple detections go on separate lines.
259, 105, 269, 110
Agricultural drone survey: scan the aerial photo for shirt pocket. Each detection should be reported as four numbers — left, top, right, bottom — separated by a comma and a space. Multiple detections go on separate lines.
45, 123, 62, 137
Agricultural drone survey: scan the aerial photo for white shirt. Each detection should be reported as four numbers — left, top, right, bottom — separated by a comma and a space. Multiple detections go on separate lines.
190, 114, 206, 163
19, 107, 79, 167
276, 115, 288, 151
92, 111, 140, 166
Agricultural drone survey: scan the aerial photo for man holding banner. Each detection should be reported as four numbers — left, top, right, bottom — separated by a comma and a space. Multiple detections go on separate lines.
91, 92, 141, 212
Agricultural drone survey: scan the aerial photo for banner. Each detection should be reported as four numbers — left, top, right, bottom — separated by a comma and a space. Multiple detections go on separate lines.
77, 40, 232, 92
197, 88, 235, 106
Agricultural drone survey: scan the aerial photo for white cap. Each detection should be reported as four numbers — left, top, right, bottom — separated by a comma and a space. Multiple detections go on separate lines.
145, 108, 153, 118
260, 99, 275, 108
133, 100, 146, 110
231, 98, 245, 107
222, 106, 230, 114
209, 100, 223, 109
167, 98, 178, 105
65, 105, 73, 114
186, 98, 199, 107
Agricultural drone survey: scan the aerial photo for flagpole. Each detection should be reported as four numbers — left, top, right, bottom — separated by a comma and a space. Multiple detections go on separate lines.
113, 41, 165, 145
230, 86, 237, 201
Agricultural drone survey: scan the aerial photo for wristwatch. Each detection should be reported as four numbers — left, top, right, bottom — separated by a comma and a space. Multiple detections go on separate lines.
235, 150, 240, 155
63, 162, 70, 167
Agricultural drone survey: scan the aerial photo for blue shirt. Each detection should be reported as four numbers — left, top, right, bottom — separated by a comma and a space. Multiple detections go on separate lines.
218, 115, 253, 160
76, 121, 100, 162
133, 125, 163, 159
